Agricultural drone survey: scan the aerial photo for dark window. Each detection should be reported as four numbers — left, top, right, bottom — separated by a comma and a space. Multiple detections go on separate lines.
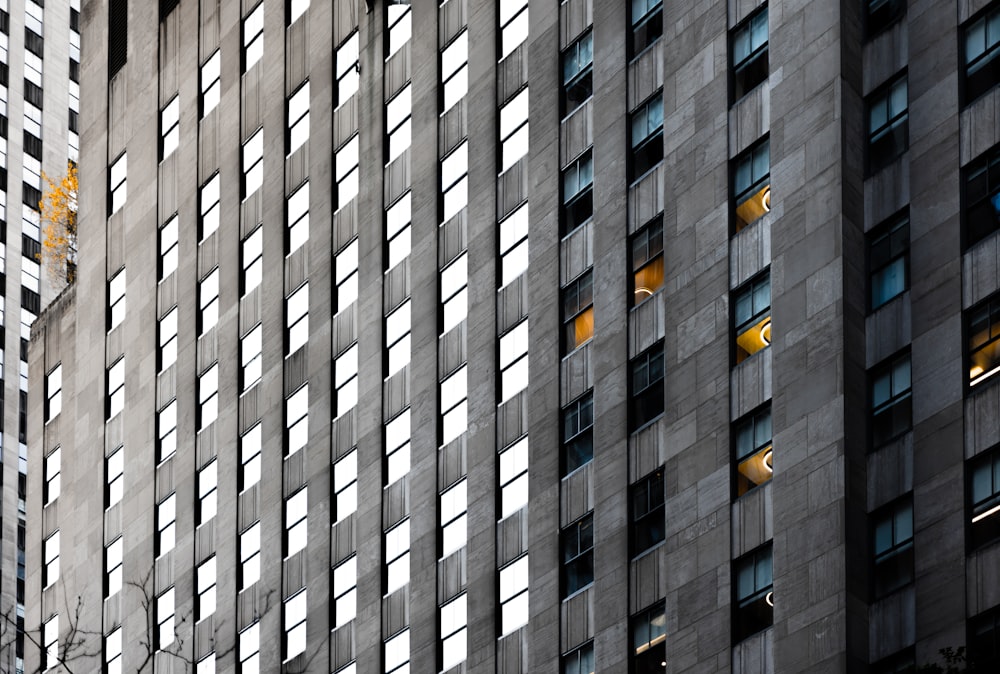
630, 92, 663, 181
871, 496, 913, 598
870, 351, 911, 448
732, 137, 770, 233
22, 184, 42, 209
631, 601, 666, 674
631, 469, 665, 557
562, 392, 594, 476
734, 405, 772, 497
869, 211, 909, 310
562, 641, 594, 674
630, 0, 662, 58
969, 445, 1000, 550
561, 150, 593, 235
731, 6, 768, 102
109, 0, 128, 80
69, 58, 80, 83
867, 74, 908, 175
629, 342, 664, 432
21, 288, 40, 316
21, 235, 40, 262
561, 514, 594, 597
866, 0, 905, 39
24, 80, 42, 109
968, 293, 1000, 388
18, 390, 27, 444
870, 647, 915, 674
24, 29, 42, 57
0, 9, 8, 34
964, 144, 1000, 249
0, 62, 7, 86
733, 544, 773, 642
964, 5, 1000, 106
562, 270, 593, 354
69, 109, 79, 134
71, 8, 80, 32
23, 131, 42, 160
630, 217, 664, 306
160, 0, 180, 19
970, 604, 1000, 672
561, 31, 593, 118
734, 272, 771, 364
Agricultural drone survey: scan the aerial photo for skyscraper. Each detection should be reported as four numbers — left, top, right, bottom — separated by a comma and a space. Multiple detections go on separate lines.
23, 0, 1000, 672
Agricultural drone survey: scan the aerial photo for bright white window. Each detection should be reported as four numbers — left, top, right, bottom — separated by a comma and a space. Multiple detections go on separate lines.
499, 437, 529, 517
441, 142, 468, 222
440, 478, 467, 556
160, 215, 179, 279
243, 128, 264, 197
336, 33, 360, 106
500, 87, 529, 171
43, 531, 59, 586
239, 623, 260, 673
499, 0, 529, 58
45, 364, 62, 420
286, 487, 308, 557
286, 284, 309, 354
43, 615, 58, 670
334, 449, 358, 521
198, 364, 219, 429
440, 366, 467, 446
335, 238, 359, 312
334, 343, 359, 417
198, 459, 218, 524
386, 85, 411, 164
242, 324, 263, 389
200, 268, 220, 333
286, 384, 309, 455
243, 4, 264, 71
336, 135, 360, 208
499, 555, 529, 634
161, 97, 179, 159
107, 358, 125, 419
22, 258, 40, 293
44, 447, 60, 504
243, 226, 263, 293
201, 51, 221, 115
440, 594, 467, 670
386, 408, 411, 486
384, 519, 410, 593
106, 446, 124, 506
109, 153, 127, 214
24, 52, 42, 85
108, 269, 126, 331
197, 557, 217, 619
284, 590, 307, 659
105, 537, 123, 597
288, 82, 309, 154
159, 307, 178, 371
332, 556, 357, 627
386, 2, 411, 58
241, 424, 262, 490
240, 522, 261, 589
200, 174, 221, 239
287, 182, 309, 254
441, 253, 467, 334
105, 627, 122, 674
157, 493, 176, 555
441, 31, 468, 112
385, 300, 411, 377
158, 400, 178, 462
386, 192, 411, 270
499, 321, 529, 401
289, 0, 308, 24
157, 588, 175, 648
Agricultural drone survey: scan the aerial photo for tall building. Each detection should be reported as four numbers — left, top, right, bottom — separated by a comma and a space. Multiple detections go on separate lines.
22, 0, 1000, 673
0, 1, 82, 673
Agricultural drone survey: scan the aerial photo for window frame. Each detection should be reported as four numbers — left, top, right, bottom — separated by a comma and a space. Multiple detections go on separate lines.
870, 495, 914, 599
629, 341, 665, 432
968, 444, 1000, 551
962, 3, 1000, 107
562, 640, 594, 674
732, 136, 771, 234
732, 543, 774, 643
865, 0, 906, 40
967, 292, 1000, 389
561, 513, 594, 598
631, 601, 667, 672
869, 350, 912, 449
868, 209, 910, 311
561, 149, 594, 236
561, 30, 593, 119
562, 270, 594, 355
561, 391, 594, 477
732, 270, 771, 364
629, 0, 663, 60
629, 90, 664, 183
630, 216, 664, 307
630, 468, 665, 558
729, 5, 769, 103
962, 142, 1000, 250
732, 403, 773, 498
969, 603, 1000, 672
866, 72, 909, 175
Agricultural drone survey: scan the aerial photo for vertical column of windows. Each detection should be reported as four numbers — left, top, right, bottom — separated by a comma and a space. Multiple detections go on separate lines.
69, 0, 81, 160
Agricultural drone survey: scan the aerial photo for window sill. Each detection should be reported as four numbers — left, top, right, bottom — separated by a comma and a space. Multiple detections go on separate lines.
729, 79, 768, 109
631, 539, 665, 562
733, 477, 772, 502
561, 583, 593, 603
628, 36, 661, 66
630, 412, 664, 437
628, 161, 662, 189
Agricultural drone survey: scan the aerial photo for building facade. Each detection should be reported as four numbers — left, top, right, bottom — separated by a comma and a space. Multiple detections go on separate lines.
23, 0, 1000, 673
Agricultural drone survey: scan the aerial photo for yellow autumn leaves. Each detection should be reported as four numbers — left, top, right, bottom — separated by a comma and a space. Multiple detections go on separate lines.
40, 161, 78, 285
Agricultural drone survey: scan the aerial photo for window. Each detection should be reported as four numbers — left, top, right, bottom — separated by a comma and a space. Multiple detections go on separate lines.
386, 192, 412, 270
334, 449, 358, 521
332, 556, 357, 627
240, 522, 261, 589
867, 74, 908, 174
870, 352, 911, 448
109, 152, 126, 214
197, 556, 216, 620
106, 446, 124, 506
499, 555, 529, 634
562, 270, 593, 354
631, 602, 666, 673
105, 537, 123, 597
284, 590, 307, 659
969, 445, 1000, 549
499, 203, 529, 287
499, 0, 529, 59
44, 447, 60, 504
968, 293, 1000, 387
733, 544, 773, 642
630, 343, 664, 431
286, 384, 308, 456
499, 87, 529, 172
499, 320, 529, 401
963, 143, 1000, 249
157, 588, 175, 648
964, 5, 1000, 105
385, 0, 411, 59
562, 150, 594, 235
106, 358, 125, 419
239, 623, 260, 673
562, 392, 594, 476
385, 408, 411, 485
243, 3, 264, 71
384, 628, 409, 674
733, 272, 771, 364
43, 531, 59, 586
561, 31, 593, 118
731, 6, 768, 102
197, 460, 218, 524
866, 0, 905, 39
108, 269, 126, 331
157, 400, 177, 462
630, 0, 662, 58
563, 641, 594, 674
201, 50, 221, 116
385, 518, 410, 593
631, 218, 664, 306
562, 513, 594, 597
441, 253, 468, 334
386, 300, 411, 377
440, 366, 468, 446
441, 141, 468, 223
157, 493, 176, 555
630, 93, 663, 181
336, 33, 359, 106
440, 594, 468, 670
440, 478, 467, 556
871, 496, 913, 598
336, 135, 359, 208
240, 425, 262, 491
105, 627, 123, 674
42, 615, 58, 671
286, 282, 309, 354
200, 173, 221, 239
732, 137, 770, 233
287, 182, 309, 254
242, 128, 264, 198
386, 84, 411, 164
241, 324, 262, 390
198, 364, 219, 429
499, 437, 529, 517
631, 469, 665, 557
288, 0, 308, 24
969, 604, 1000, 672
441, 30, 468, 113
869, 211, 909, 310
242, 226, 263, 293
160, 96, 179, 159
733, 406, 773, 497
159, 215, 179, 279
334, 343, 359, 417
285, 487, 308, 557
45, 364, 61, 421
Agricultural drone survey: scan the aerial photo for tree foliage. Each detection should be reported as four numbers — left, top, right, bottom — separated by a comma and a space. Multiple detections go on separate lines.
40, 162, 78, 285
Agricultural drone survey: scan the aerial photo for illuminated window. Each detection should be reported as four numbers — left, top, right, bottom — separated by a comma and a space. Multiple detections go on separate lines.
733, 272, 771, 363
160, 96, 179, 159
334, 450, 358, 521
963, 5, 1000, 106
285, 487, 308, 557
867, 74, 908, 175
45, 364, 61, 420
385, 0, 411, 58
499, 0, 528, 58
332, 556, 357, 627
287, 182, 309, 254
630, 92, 663, 181
631, 217, 664, 306
239, 623, 260, 673
108, 268, 126, 331
105, 537, 123, 597
384, 627, 409, 674
105, 627, 122, 674
439, 478, 467, 556
630, 0, 662, 58
286, 282, 309, 354
334, 343, 359, 417
730, 6, 768, 102
240, 425, 262, 491
969, 445, 1000, 550
499, 320, 529, 401
159, 215, 179, 279
197, 556, 217, 619
385, 519, 410, 593
869, 211, 909, 310
629, 343, 664, 431
240, 522, 261, 589
499, 203, 529, 287
441, 31, 468, 112
335, 239, 359, 312
243, 3, 264, 71
733, 406, 772, 497
440, 366, 467, 446
561, 514, 593, 597
386, 192, 412, 270
157, 400, 177, 462
968, 293, 1000, 387
562, 271, 593, 354
336, 33, 359, 106
197, 459, 218, 524
871, 496, 913, 598
284, 590, 307, 659
385, 300, 411, 376
385, 408, 411, 485
732, 137, 770, 233
870, 352, 911, 447
499, 555, 529, 634
336, 135, 359, 208
200, 173, 221, 239
241, 323, 262, 390
561, 31, 592, 118
441, 252, 468, 334
109, 152, 126, 214
198, 364, 219, 429
562, 150, 593, 235
440, 594, 467, 670
386, 85, 411, 164
242, 226, 263, 294
44, 447, 60, 504
286, 384, 308, 455
733, 544, 773, 642
631, 602, 666, 672
43, 531, 59, 586
562, 392, 594, 476
157, 588, 176, 648
106, 446, 124, 506
499, 436, 529, 517
499, 88, 529, 172
441, 141, 468, 223
242, 128, 264, 197
630, 469, 665, 557
201, 50, 221, 116
963, 143, 1000, 249
42, 615, 58, 671
288, 0, 308, 24
106, 358, 124, 419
